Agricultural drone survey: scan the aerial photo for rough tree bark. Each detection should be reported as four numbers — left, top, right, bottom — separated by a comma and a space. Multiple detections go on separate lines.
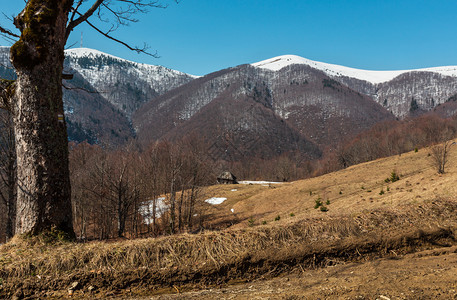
0, 0, 170, 238
10, 0, 75, 236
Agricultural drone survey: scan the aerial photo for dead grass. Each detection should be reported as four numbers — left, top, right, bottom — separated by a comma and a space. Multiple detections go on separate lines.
201, 140, 457, 227
2, 141, 457, 298
2, 198, 457, 298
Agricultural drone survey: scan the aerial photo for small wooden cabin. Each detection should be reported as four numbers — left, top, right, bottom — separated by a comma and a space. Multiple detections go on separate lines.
217, 171, 238, 184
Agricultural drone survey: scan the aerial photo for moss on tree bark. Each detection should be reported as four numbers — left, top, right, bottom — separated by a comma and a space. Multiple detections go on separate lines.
10, 0, 75, 236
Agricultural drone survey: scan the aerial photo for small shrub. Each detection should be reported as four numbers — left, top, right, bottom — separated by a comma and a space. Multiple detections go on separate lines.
326, 199, 331, 205
385, 171, 400, 183
361, 186, 365, 190
415, 147, 418, 153
367, 190, 372, 193
390, 171, 400, 182
248, 217, 255, 227
314, 198, 323, 209
274, 215, 281, 221
262, 220, 267, 225
339, 190, 342, 195
290, 213, 295, 217
309, 191, 313, 196
387, 186, 390, 192
320, 205, 328, 212
379, 189, 385, 195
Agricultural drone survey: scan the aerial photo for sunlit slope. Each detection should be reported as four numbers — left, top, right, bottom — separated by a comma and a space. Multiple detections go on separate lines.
202, 140, 457, 228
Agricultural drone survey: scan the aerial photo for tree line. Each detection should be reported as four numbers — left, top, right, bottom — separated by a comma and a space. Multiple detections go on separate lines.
2, 112, 457, 242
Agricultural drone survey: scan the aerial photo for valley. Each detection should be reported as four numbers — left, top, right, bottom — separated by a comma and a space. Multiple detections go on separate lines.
2, 140, 457, 299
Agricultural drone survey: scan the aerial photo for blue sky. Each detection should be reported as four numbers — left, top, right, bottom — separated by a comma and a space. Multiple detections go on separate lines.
1, 0, 457, 76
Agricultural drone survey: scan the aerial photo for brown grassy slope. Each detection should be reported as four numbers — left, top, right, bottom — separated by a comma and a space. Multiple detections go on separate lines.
202, 140, 457, 228
2, 141, 457, 298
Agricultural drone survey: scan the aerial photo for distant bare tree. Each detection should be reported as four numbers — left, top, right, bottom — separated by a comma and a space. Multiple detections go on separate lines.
430, 139, 455, 174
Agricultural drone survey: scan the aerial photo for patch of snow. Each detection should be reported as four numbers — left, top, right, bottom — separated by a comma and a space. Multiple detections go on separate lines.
205, 197, 227, 205
231, 189, 238, 192
139, 197, 168, 225
239, 181, 284, 185
251, 55, 457, 84
230, 208, 235, 213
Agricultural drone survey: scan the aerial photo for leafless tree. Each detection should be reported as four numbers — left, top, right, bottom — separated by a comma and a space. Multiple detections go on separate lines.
0, 0, 177, 237
430, 129, 455, 174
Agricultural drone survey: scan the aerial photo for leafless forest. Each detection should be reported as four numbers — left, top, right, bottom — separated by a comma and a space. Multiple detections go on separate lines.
1, 113, 457, 242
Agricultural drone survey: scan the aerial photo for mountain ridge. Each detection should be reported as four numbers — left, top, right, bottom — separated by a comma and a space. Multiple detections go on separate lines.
251, 54, 457, 84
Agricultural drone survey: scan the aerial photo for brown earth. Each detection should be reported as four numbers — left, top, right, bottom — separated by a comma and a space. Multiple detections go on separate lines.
148, 246, 457, 300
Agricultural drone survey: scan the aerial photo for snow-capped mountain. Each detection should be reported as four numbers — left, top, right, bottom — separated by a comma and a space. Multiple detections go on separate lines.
0, 47, 196, 145
2, 46, 457, 159
135, 54, 457, 160
252, 55, 457, 118
252, 55, 457, 84
64, 48, 197, 119
133, 63, 395, 160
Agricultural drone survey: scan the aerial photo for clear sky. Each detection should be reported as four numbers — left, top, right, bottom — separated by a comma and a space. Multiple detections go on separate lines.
1, 0, 457, 76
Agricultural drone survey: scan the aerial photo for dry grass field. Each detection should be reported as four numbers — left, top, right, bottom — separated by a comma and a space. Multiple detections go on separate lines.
203, 141, 457, 228
2, 141, 457, 299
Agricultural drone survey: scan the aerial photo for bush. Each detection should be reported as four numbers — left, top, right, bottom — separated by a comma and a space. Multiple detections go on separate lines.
379, 189, 385, 195
385, 171, 400, 183
290, 213, 295, 217
390, 171, 400, 182
248, 217, 255, 227
314, 198, 323, 209
326, 199, 331, 205
320, 205, 328, 212
274, 215, 281, 221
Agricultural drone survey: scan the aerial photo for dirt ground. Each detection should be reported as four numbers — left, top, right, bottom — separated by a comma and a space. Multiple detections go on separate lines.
146, 246, 457, 300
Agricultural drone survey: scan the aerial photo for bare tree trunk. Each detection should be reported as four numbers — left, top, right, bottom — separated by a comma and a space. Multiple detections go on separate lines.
178, 185, 184, 232
10, 0, 74, 237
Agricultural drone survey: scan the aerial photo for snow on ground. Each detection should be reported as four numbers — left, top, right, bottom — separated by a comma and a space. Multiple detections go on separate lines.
238, 181, 284, 185
205, 197, 227, 205
139, 197, 168, 225
252, 55, 457, 84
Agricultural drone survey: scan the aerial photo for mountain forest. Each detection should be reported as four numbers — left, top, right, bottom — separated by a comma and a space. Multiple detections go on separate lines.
1, 1, 457, 298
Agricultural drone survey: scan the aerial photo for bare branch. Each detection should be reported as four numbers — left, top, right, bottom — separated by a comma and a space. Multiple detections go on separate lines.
83, 17, 158, 57
62, 82, 99, 94
66, 0, 105, 39
0, 24, 19, 39
69, 0, 85, 24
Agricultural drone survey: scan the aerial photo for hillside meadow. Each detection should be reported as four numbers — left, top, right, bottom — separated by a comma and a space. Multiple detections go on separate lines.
2, 140, 457, 299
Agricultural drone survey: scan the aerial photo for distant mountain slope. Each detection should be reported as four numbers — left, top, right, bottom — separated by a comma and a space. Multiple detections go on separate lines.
64, 48, 197, 119
253, 55, 457, 118
133, 63, 394, 160
0, 47, 196, 145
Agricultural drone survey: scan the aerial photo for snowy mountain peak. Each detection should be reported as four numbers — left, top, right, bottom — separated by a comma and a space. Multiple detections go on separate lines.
65, 47, 199, 78
252, 55, 457, 84
65, 47, 113, 58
